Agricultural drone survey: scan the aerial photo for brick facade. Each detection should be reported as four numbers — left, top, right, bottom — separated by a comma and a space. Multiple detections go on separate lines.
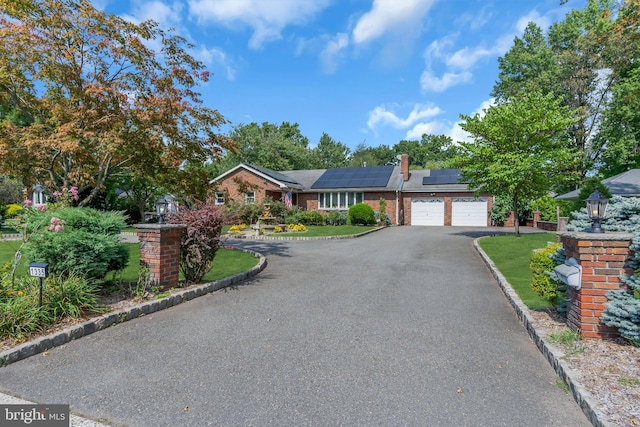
559, 232, 634, 339
401, 192, 493, 226
213, 168, 286, 205
136, 224, 186, 289
212, 165, 491, 227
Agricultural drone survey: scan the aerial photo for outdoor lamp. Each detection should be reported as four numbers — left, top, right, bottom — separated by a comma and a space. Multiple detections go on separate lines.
155, 197, 169, 224
586, 189, 608, 233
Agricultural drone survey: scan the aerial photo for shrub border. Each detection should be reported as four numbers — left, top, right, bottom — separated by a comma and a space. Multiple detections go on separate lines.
0, 247, 267, 367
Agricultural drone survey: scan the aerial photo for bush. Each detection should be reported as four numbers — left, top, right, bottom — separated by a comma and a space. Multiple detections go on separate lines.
530, 196, 573, 221
530, 242, 563, 303
3, 204, 23, 219
297, 210, 326, 226
326, 211, 347, 226
21, 207, 129, 282
24, 230, 129, 281
348, 203, 375, 225
168, 198, 225, 284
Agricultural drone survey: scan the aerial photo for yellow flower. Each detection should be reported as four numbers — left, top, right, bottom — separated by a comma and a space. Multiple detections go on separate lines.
17, 290, 24, 296
6, 289, 13, 296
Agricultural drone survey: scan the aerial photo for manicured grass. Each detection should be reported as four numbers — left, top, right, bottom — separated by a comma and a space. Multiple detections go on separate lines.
298, 225, 377, 237
478, 233, 557, 309
0, 241, 258, 284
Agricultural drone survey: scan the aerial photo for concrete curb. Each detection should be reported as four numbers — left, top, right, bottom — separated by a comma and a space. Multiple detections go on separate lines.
474, 237, 612, 427
0, 247, 267, 368
225, 225, 386, 241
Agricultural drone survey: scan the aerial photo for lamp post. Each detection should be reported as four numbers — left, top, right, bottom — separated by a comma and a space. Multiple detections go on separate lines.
155, 197, 169, 224
586, 189, 608, 233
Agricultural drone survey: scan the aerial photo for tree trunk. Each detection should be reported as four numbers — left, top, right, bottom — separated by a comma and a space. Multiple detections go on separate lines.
513, 196, 520, 237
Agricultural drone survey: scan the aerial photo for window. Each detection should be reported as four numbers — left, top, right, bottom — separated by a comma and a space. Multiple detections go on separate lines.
214, 192, 225, 205
318, 192, 364, 210
244, 191, 256, 204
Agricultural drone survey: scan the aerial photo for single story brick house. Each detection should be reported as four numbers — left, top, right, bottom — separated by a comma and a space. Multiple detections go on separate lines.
210, 154, 493, 226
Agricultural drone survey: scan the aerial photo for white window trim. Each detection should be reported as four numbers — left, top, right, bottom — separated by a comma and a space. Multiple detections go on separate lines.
318, 192, 364, 210
214, 192, 225, 205
244, 191, 256, 204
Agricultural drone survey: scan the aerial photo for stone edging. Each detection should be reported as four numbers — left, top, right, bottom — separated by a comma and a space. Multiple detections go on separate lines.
474, 237, 612, 427
225, 225, 386, 241
0, 247, 267, 368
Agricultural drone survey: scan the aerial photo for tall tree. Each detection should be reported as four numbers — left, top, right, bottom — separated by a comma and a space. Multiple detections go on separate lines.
492, 22, 561, 102
0, 0, 231, 206
225, 122, 311, 171
448, 91, 579, 236
310, 133, 350, 169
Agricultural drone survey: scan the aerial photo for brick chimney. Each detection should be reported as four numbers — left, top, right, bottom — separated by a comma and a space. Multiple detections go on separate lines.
401, 154, 409, 181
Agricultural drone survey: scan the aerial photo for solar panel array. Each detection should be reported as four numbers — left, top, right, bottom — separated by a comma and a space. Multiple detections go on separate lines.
311, 165, 394, 189
422, 168, 463, 185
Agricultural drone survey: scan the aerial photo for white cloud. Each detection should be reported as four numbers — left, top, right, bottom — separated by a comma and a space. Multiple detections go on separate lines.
405, 121, 448, 140
367, 103, 442, 132
352, 0, 437, 45
420, 70, 472, 93
188, 0, 332, 49
319, 33, 349, 74
196, 47, 238, 81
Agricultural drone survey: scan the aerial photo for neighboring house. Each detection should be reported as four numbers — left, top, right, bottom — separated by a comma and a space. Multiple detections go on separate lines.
210, 154, 493, 226
556, 169, 640, 200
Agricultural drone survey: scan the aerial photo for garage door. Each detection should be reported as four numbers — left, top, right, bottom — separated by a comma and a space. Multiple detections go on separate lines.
411, 198, 444, 226
451, 198, 487, 227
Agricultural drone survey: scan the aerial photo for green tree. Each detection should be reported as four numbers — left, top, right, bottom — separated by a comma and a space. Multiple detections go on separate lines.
226, 122, 311, 170
492, 21, 561, 102
0, 0, 232, 206
348, 144, 395, 167
448, 91, 579, 236
311, 133, 350, 168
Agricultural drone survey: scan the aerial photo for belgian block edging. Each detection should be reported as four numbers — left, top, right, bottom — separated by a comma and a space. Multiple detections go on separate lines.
226, 225, 386, 241
474, 238, 611, 427
0, 248, 267, 368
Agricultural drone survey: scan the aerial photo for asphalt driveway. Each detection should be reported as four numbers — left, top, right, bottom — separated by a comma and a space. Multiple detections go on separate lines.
0, 227, 590, 426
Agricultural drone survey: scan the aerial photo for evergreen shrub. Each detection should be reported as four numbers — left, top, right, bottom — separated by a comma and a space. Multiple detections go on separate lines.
326, 211, 347, 226
348, 203, 375, 225
22, 207, 129, 281
530, 242, 564, 303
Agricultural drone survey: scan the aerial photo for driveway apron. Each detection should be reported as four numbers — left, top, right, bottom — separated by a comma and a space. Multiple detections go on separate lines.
0, 227, 590, 427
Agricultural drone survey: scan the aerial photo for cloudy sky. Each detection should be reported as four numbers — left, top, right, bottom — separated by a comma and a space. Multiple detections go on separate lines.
94, 0, 584, 150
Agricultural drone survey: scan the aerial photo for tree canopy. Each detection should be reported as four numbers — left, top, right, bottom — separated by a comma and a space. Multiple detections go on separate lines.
448, 91, 579, 236
0, 0, 232, 206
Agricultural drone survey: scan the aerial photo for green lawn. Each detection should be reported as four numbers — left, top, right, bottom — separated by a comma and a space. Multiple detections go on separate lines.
296, 225, 377, 237
478, 233, 558, 309
0, 241, 259, 284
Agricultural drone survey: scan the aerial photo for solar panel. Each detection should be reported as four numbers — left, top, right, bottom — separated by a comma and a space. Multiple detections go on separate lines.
422, 169, 463, 185
312, 165, 394, 189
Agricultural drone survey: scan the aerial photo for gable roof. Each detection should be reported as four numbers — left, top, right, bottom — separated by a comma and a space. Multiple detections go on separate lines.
556, 169, 640, 199
210, 163, 304, 190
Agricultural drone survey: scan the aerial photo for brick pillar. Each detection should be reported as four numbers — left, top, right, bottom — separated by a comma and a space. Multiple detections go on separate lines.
533, 211, 540, 229
135, 224, 186, 289
559, 231, 634, 339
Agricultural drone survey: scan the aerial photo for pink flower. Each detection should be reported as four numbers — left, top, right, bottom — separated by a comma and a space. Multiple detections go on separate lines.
24, 199, 33, 207
53, 191, 62, 197
54, 225, 64, 232
35, 204, 47, 211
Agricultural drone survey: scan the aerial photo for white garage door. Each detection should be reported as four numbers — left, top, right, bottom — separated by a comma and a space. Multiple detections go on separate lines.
411, 198, 444, 226
451, 198, 487, 227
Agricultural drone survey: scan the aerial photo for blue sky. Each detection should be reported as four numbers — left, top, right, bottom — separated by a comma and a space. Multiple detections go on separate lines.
94, 0, 584, 151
